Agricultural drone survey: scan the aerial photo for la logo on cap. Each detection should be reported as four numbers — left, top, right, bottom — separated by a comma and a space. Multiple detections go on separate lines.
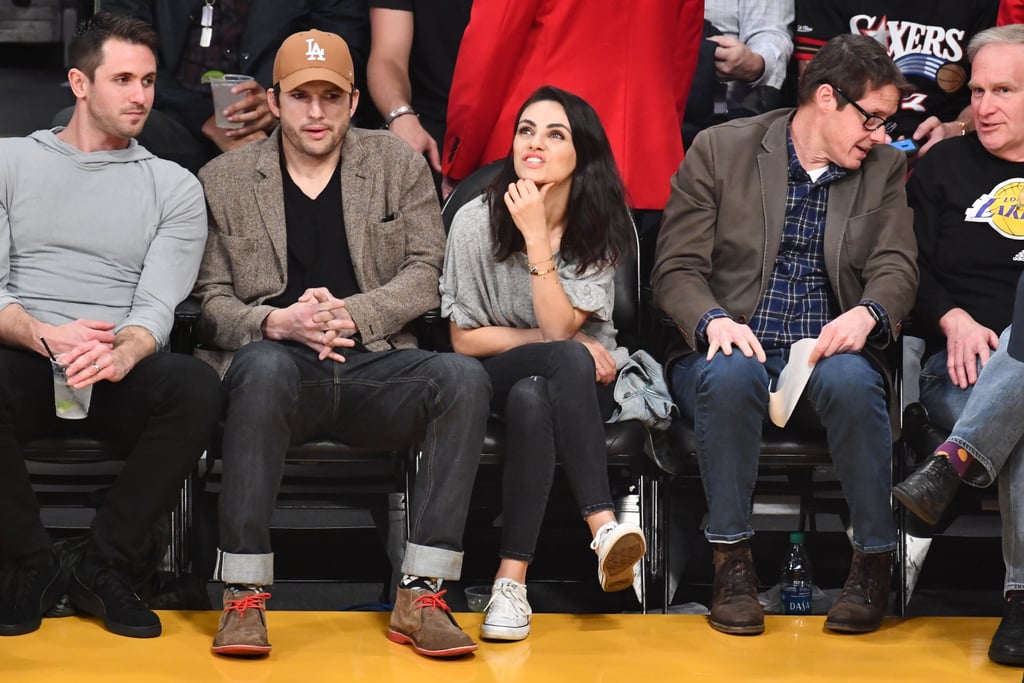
305, 38, 326, 62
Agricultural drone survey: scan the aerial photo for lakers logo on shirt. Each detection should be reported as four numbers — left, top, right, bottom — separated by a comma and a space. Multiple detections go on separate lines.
965, 179, 1024, 239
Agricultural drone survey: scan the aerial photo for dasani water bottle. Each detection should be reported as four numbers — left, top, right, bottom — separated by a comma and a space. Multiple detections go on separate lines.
779, 532, 813, 615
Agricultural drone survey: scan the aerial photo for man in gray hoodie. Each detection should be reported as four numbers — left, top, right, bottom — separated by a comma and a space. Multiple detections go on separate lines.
0, 12, 223, 639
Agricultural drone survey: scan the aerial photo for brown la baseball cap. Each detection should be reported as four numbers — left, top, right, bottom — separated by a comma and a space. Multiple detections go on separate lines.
273, 29, 354, 93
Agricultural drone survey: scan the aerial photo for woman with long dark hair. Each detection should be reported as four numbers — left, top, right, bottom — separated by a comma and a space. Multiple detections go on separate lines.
440, 85, 646, 641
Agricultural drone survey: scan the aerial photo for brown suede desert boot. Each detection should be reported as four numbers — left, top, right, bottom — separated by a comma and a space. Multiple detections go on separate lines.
387, 587, 477, 657
825, 550, 891, 633
211, 586, 272, 657
709, 541, 764, 635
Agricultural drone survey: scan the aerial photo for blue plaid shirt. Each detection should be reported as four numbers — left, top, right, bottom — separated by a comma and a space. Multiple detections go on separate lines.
747, 131, 843, 350
696, 126, 888, 350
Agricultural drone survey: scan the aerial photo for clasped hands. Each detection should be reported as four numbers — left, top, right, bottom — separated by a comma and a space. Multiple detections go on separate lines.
39, 319, 120, 389
267, 288, 357, 362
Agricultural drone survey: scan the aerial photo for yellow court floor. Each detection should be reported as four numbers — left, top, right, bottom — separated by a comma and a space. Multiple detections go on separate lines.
0, 611, 1021, 683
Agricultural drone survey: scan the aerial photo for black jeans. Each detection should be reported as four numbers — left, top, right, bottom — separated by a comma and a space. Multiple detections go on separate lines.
483, 341, 615, 562
216, 341, 490, 583
0, 346, 224, 566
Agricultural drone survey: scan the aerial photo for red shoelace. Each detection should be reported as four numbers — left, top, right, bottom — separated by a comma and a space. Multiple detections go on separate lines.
224, 591, 271, 615
412, 589, 452, 613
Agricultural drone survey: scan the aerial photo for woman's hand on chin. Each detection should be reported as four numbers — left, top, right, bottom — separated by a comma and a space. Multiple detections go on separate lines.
504, 178, 552, 240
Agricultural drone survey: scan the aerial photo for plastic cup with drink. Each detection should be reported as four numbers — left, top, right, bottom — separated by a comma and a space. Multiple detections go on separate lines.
41, 337, 93, 420
49, 358, 92, 419
208, 73, 254, 129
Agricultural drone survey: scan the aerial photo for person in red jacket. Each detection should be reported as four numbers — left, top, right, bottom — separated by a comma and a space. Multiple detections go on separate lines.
1000, 1, 1024, 24
442, 0, 703, 212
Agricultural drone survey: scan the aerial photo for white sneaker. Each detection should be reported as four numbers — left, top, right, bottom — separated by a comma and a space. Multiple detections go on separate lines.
590, 521, 647, 592
480, 578, 531, 641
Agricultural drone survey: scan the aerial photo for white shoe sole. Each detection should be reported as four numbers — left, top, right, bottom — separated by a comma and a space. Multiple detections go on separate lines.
481, 621, 530, 641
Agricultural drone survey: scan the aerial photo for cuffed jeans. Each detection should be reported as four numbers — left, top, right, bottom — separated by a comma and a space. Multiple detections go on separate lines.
0, 346, 223, 566
482, 341, 616, 562
214, 341, 490, 586
919, 327, 1024, 595
670, 348, 896, 553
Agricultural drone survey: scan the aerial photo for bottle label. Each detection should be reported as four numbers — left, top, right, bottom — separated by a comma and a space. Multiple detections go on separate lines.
781, 585, 812, 615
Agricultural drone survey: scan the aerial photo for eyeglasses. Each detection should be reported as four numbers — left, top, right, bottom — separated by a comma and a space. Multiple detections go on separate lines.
831, 85, 897, 136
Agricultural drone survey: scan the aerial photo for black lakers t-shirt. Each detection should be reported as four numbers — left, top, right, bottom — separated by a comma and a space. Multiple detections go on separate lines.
908, 134, 1024, 353
794, 0, 998, 137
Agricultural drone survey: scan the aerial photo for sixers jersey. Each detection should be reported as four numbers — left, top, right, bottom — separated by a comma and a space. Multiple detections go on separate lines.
794, 1, 997, 137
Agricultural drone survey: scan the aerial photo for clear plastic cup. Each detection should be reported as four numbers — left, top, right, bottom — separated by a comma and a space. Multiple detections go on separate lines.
464, 585, 491, 612
209, 74, 254, 129
50, 358, 92, 419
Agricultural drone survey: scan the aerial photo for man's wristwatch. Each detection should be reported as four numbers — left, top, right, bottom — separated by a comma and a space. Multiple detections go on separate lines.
385, 105, 418, 128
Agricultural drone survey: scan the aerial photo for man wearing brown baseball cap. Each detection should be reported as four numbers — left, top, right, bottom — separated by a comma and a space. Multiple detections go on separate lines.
274, 29, 356, 94
194, 29, 488, 660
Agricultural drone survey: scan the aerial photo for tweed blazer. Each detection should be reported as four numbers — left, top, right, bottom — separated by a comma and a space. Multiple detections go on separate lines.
193, 127, 445, 377
651, 108, 918, 424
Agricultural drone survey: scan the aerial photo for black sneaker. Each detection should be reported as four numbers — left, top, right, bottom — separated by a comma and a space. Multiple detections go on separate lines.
68, 558, 161, 638
0, 553, 65, 636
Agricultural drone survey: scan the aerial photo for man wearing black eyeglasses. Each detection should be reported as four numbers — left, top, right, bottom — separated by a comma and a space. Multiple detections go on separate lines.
654, 33, 918, 637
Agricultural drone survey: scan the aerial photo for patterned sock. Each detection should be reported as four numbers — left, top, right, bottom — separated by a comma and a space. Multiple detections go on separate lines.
401, 574, 440, 593
936, 440, 973, 477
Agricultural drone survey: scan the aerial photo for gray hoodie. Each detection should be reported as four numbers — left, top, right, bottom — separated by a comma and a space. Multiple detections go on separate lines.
0, 129, 206, 347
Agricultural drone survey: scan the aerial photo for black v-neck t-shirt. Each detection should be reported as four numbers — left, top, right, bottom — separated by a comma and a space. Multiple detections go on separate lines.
266, 153, 360, 308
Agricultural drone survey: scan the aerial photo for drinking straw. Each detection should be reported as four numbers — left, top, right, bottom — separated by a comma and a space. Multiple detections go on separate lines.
39, 337, 59, 363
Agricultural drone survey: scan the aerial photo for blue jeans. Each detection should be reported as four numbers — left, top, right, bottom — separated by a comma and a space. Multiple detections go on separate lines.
918, 347, 979, 432
214, 341, 490, 586
670, 349, 895, 552
919, 327, 1024, 595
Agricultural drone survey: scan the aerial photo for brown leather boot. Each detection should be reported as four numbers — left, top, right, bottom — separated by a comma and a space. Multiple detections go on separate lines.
709, 541, 764, 635
211, 586, 271, 657
825, 550, 892, 633
387, 586, 477, 657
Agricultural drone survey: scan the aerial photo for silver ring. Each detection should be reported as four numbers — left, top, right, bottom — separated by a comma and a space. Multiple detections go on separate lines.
92, 362, 101, 372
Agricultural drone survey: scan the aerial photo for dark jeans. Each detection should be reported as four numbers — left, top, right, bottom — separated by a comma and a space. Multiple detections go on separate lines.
670, 349, 896, 552
483, 341, 615, 562
0, 346, 224, 566
216, 341, 490, 583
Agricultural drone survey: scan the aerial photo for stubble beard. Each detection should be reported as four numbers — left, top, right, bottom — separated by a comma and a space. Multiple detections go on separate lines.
283, 118, 348, 160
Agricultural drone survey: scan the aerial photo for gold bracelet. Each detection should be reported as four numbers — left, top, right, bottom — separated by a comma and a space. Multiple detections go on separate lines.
530, 264, 557, 276
955, 120, 967, 136
528, 254, 555, 268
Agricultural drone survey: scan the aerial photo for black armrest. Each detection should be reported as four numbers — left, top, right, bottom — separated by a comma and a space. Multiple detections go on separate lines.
170, 296, 201, 354
175, 296, 200, 321
415, 308, 453, 353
